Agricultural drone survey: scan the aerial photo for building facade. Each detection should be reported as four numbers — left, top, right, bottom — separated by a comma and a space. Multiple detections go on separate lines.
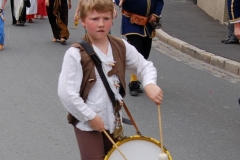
197, 0, 229, 24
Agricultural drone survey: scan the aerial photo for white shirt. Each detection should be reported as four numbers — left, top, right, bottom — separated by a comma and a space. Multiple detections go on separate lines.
58, 39, 157, 133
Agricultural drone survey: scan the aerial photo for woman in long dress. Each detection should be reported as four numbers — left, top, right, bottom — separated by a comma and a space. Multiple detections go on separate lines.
10, 0, 27, 26
46, 0, 71, 43
26, 0, 37, 23
35, 0, 47, 19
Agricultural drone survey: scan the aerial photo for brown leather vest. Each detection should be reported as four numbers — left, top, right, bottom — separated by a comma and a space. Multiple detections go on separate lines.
71, 34, 127, 101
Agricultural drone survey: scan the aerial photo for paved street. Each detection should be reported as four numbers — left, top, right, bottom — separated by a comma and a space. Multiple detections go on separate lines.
1, 1, 240, 160
161, 0, 240, 63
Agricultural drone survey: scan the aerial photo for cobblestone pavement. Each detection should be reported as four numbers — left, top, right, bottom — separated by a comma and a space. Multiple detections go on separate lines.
152, 38, 240, 84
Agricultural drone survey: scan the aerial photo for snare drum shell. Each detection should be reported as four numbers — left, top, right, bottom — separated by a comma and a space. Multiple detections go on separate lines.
105, 135, 172, 160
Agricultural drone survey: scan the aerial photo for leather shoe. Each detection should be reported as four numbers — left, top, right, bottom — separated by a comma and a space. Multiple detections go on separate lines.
128, 81, 143, 96
224, 39, 239, 44
221, 38, 230, 43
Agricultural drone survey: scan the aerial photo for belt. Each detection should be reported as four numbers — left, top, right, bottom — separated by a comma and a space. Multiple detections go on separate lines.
121, 9, 148, 26
122, 9, 133, 17
122, 9, 147, 18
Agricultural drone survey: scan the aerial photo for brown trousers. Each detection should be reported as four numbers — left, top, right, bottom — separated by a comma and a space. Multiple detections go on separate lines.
74, 127, 116, 160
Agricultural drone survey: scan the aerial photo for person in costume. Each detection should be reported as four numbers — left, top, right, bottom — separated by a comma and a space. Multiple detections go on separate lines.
26, 0, 37, 23
227, 0, 240, 40
34, 0, 48, 19
228, 0, 240, 107
45, 0, 72, 43
115, 0, 164, 96
58, 0, 163, 159
0, 0, 7, 50
10, 0, 28, 26
221, 22, 239, 44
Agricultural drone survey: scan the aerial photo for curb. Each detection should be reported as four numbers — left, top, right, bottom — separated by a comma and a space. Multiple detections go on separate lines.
155, 29, 240, 75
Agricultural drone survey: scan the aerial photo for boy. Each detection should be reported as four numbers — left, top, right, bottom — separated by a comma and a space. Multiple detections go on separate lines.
58, 0, 163, 159
0, 0, 7, 50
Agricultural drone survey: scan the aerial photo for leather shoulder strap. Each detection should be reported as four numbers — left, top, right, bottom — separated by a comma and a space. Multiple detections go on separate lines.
73, 39, 139, 128
77, 39, 116, 107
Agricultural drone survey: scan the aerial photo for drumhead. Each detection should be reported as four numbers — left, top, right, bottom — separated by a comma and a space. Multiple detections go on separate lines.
105, 135, 172, 160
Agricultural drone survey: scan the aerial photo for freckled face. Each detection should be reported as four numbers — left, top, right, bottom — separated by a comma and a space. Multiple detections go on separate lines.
81, 10, 113, 40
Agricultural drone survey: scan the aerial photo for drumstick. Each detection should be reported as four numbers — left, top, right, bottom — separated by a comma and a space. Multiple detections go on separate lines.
157, 105, 168, 160
103, 130, 128, 160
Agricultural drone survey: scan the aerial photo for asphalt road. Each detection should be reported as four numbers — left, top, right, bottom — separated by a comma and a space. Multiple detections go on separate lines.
1, 1, 240, 160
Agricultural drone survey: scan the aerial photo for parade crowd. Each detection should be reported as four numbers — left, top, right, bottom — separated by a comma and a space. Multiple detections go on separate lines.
0, 0, 71, 50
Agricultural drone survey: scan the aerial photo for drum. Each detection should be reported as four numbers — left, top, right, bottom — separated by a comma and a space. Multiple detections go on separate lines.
104, 135, 172, 160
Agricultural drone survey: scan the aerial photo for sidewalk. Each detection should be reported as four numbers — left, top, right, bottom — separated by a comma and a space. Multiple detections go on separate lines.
155, 0, 240, 75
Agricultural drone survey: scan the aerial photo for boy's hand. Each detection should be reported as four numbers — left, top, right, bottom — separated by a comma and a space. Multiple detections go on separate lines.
144, 84, 163, 105
89, 115, 105, 132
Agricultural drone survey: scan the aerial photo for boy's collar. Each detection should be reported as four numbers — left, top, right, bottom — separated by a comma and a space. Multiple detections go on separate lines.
82, 33, 112, 46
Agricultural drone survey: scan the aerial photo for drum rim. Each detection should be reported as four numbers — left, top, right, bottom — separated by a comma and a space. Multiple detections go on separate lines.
104, 135, 172, 160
